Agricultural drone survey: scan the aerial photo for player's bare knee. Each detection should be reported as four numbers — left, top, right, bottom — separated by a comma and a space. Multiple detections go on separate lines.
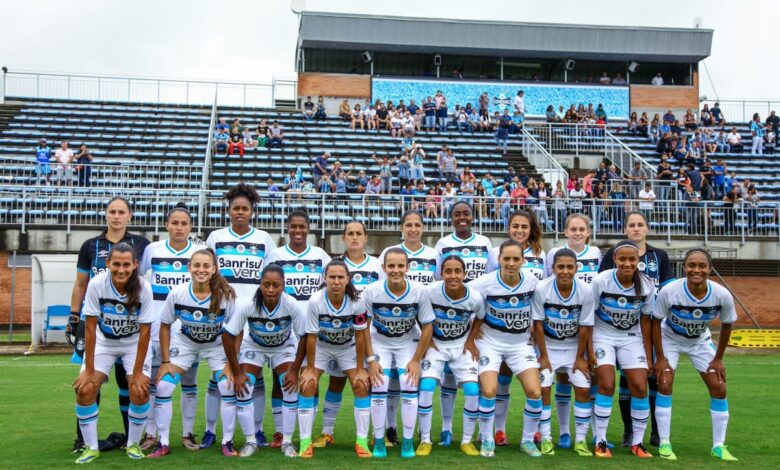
76, 383, 98, 404
300, 381, 317, 397
574, 387, 590, 403
708, 382, 727, 399
480, 383, 497, 398
352, 381, 369, 398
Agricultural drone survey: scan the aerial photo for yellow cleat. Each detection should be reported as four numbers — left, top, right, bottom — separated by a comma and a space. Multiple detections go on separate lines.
416, 441, 433, 456
312, 433, 335, 448
460, 442, 480, 456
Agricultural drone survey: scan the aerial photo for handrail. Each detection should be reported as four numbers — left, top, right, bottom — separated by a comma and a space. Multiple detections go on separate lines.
604, 129, 656, 177
198, 94, 218, 236
520, 127, 568, 189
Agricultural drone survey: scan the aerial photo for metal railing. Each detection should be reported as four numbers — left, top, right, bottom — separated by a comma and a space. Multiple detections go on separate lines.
710, 99, 780, 124
2, 70, 298, 109
520, 127, 568, 190
604, 128, 656, 177
199, 96, 218, 234
1, 186, 777, 243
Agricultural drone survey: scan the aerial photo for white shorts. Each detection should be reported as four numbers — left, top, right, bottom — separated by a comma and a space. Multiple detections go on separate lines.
593, 336, 648, 370
662, 335, 717, 374
421, 343, 479, 383
169, 334, 227, 372
315, 341, 357, 376
476, 339, 539, 376
83, 343, 152, 378
239, 336, 298, 370
540, 347, 590, 388
373, 340, 418, 375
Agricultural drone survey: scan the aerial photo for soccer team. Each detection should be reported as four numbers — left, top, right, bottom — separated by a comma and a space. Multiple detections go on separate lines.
69, 182, 739, 464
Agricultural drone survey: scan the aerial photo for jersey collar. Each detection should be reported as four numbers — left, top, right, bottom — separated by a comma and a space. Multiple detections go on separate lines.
188, 283, 212, 305
441, 283, 470, 304
553, 277, 577, 303
611, 270, 635, 293
325, 293, 348, 315
401, 242, 426, 257
564, 243, 588, 258
496, 270, 524, 292
344, 253, 369, 269
165, 239, 192, 256
262, 297, 282, 317
451, 233, 475, 244
228, 226, 255, 240
684, 279, 712, 304
384, 280, 411, 302
284, 243, 311, 258
108, 274, 128, 300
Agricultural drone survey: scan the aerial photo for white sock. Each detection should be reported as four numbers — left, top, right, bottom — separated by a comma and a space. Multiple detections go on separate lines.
593, 393, 612, 444
440, 372, 457, 433
655, 393, 672, 444
321, 390, 343, 436
631, 396, 650, 446
236, 389, 256, 443
370, 378, 389, 439
478, 396, 496, 443
386, 372, 400, 430
298, 396, 316, 441
354, 396, 371, 440
280, 374, 298, 444
521, 398, 542, 443
217, 379, 237, 444
205, 379, 219, 434
462, 386, 479, 444
153, 378, 177, 446
400, 384, 419, 440
710, 398, 729, 447
271, 398, 283, 435
574, 400, 592, 443
76, 402, 100, 450
417, 388, 434, 442
180, 366, 199, 437
539, 404, 553, 441
252, 377, 266, 433
495, 374, 512, 433
127, 401, 151, 446
555, 383, 572, 437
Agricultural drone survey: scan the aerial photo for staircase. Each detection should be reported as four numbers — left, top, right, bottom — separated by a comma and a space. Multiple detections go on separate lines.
0, 103, 23, 134
504, 147, 543, 181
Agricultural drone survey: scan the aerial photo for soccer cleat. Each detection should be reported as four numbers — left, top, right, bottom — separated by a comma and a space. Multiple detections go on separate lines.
494, 430, 508, 446
146, 444, 170, 459
269, 432, 283, 448
595, 441, 612, 458
621, 432, 632, 448
711, 445, 738, 461
658, 443, 677, 461
140, 434, 158, 451
75, 448, 100, 464
415, 441, 432, 456
312, 433, 334, 448
299, 438, 313, 459
182, 433, 199, 451
438, 430, 453, 447
650, 433, 660, 447
355, 438, 373, 458
521, 441, 542, 458
574, 440, 593, 457
99, 432, 125, 451
386, 427, 399, 447
221, 441, 238, 457
125, 443, 145, 459
239, 442, 258, 457
631, 443, 653, 458
200, 430, 217, 449
281, 442, 298, 458
592, 436, 615, 449
558, 433, 572, 449
480, 440, 495, 457
401, 438, 415, 458
72, 439, 86, 454
540, 439, 555, 455
374, 437, 388, 458
255, 430, 268, 447
460, 442, 479, 456
533, 431, 541, 446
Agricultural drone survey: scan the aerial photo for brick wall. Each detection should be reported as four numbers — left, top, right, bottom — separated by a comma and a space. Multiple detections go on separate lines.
0, 251, 32, 325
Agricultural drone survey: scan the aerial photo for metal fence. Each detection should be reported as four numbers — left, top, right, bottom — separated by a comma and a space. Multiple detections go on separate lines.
713, 99, 780, 124
2, 71, 297, 109
520, 127, 568, 190
1, 187, 777, 243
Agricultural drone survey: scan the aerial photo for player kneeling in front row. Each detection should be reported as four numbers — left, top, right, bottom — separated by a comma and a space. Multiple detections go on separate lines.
416, 255, 483, 457
652, 248, 738, 461
298, 259, 373, 458
221, 264, 307, 458
532, 248, 596, 456
148, 249, 238, 458
73, 243, 154, 464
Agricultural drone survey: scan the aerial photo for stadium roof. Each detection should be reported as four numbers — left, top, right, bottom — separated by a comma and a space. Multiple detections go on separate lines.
298, 12, 713, 63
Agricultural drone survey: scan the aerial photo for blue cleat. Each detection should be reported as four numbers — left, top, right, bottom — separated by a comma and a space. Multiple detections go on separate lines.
558, 433, 572, 449
373, 437, 387, 458
439, 430, 453, 447
401, 438, 415, 458
200, 430, 217, 449
255, 430, 268, 447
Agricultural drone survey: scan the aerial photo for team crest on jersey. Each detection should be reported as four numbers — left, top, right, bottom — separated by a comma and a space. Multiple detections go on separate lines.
692, 309, 703, 319
173, 261, 183, 270
244, 351, 256, 360
595, 347, 605, 359
115, 304, 125, 313
421, 359, 431, 371
446, 309, 457, 318
410, 261, 418, 269
265, 321, 275, 330
169, 347, 179, 358
559, 308, 570, 318
295, 262, 304, 272
353, 273, 363, 282
576, 262, 584, 271
392, 307, 402, 316
462, 248, 471, 256
332, 319, 342, 328
509, 296, 519, 306
479, 356, 489, 366
193, 310, 203, 321
637, 261, 646, 271
617, 297, 628, 307
237, 244, 246, 254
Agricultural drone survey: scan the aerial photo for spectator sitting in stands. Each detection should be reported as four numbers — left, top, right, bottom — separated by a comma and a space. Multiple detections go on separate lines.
595, 104, 607, 124
765, 125, 776, 154
607, 165, 620, 180
727, 128, 743, 153
649, 119, 661, 143
459, 165, 473, 185
283, 169, 304, 200
479, 110, 493, 132
467, 105, 480, 132
441, 147, 458, 182
599, 72, 611, 85
318, 173, 335, 193
390, 110, 404, 137
766, 110, 779, 138
34, 138, 52, 185
375, 103, 389, 131
407, 99, 419, 118
612, 73, 627, 85
267, 178, 281, 193
714, 130, 728, 153
365, 175, 382, 197
651, 72, 664, 86
684, 109, 698, 131
350, 104, 365, 131
267, 121, 284, 149
699, 176, 715, 201
509, 110, 524, 134
242, 126, 255, 148
256, 119, 269, 148
365, 104, 377, 131
703, 129, 718, 154
563, 105, 578, 123
214, 127, 229, 155
228, 128, 244, 157
230, 118, 244, 135
455, 107, 471, 134
75, 143, 94, 187
339, 99, 351, 121
663, 108, 676, 125
701, 104, 713, 127
670, 120, 683, 136
518, 167, 530, 187
355, 170, 369, 193
400, 182, 414, 199
54, 140, 75, 186
314, 97, 326, 121
303, 96, 315, 121
424, 188, 442, 219
402, 112, 416, 137
397, 100, 407, 114
216, 117, 229, 133
546, 105, 559, 123
628, 112, 639, 134
711, 102, 726, 125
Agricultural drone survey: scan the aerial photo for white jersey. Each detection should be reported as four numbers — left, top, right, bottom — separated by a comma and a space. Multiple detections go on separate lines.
434, 233, 492, 282
427, 281, 484, 348
161, 282, 235, 347
380, 242, 437, 285
532, 276, 595, 349
225, 293, 307, 349
265, 244, 331, 307
82, 271, 154, 348
653, 278, 737, 345
306, 289, 368, 346
342, 253, 384, 292
486, 245, 546, 281
470, 270, 538, 347
206, 226, 277, 300
591, 269, 655, 340
545, 244, 602, 284
361, 279, 435, 346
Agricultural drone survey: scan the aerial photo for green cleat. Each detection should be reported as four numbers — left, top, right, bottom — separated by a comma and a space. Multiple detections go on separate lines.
401, 438, 416, 458
540, 439, 555, 455
574, 440, 592, 457
299, 438, 313, 459
75, 448, 100, 464
712, 445, 738, 461
373, 437, 387, 458
521, 441, 542, 458
659, 443, 677, 461
125, 443, 145, 460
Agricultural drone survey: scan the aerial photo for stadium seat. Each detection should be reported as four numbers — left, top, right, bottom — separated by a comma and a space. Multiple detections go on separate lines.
43, 305, 71, 346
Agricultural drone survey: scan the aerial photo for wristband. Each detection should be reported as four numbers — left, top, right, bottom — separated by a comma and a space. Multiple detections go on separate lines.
161, 361, 170, 364
366, 355, 378, 363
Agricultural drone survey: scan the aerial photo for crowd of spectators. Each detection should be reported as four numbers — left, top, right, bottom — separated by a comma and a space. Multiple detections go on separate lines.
213, 117, 285, 157
33, 138, 94, 187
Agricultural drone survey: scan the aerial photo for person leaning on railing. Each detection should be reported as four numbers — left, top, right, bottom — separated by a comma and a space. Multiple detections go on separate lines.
74, 144, 93, 187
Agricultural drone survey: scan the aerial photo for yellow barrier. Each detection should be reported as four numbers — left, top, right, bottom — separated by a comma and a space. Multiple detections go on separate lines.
728, 329, 780, 348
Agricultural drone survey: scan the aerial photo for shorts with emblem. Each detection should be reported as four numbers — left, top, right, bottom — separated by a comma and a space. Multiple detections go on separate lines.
593, 335, 648, 370
539, 347, 590, 388
239, 336, 298, 370
373, 340, 418, 375
315, 342, 357, 376
421, 344, 479, 383
82, 344, 152, 378
169, 333, 227, 371
476, 339, 539, 375
662, 335, 717, 374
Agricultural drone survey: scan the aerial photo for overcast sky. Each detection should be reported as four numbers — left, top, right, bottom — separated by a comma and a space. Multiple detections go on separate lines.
0, 0, 776, 101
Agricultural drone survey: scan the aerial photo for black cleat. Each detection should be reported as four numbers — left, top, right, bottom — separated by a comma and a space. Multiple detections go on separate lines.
386, 427, 400, 447
72, 439, 86, 453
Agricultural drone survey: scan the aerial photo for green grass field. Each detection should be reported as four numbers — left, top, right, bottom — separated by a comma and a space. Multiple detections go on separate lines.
1, 354, 778, 469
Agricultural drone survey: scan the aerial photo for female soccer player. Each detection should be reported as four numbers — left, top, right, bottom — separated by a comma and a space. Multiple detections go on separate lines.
297, 259, 372, 459
147, 249, 237, 458
590, 240, 655, 458
264, 210, 331, 448
599, 211, 675, 447
73, 243, 154, 463
313, 221, 382, 448
222, 264, 308, 458
138, 204, 203, 452
652, 248, 738, 461
469, 240, 542, 458
532, 248, 596, 457
415, 255, 483, 457
206, 183, 277, 448
69, 197, 150, 453
363, 248, 434, 458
